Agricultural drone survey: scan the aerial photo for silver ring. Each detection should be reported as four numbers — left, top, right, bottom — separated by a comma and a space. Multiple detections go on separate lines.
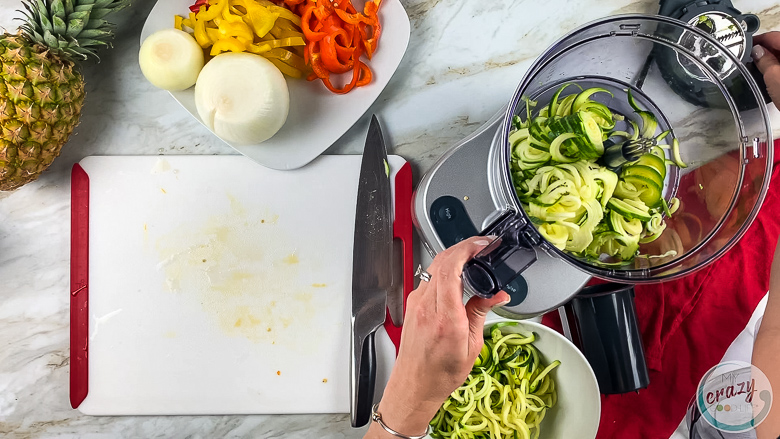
415, 264, 432, 282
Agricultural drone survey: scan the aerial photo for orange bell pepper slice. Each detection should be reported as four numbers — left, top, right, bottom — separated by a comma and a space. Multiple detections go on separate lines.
299, 0, 383, 93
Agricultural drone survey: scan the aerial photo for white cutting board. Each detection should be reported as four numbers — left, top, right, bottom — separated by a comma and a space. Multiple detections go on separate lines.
74, 155, 403, 415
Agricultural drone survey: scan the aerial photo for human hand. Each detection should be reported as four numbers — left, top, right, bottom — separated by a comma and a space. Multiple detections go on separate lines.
365, 236, 510, 438
752, 32, 780, 108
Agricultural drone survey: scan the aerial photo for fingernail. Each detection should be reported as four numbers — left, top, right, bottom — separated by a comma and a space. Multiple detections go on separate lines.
752, 45, 766, 61
474, 239, 491, 246
495, 292, 511, 307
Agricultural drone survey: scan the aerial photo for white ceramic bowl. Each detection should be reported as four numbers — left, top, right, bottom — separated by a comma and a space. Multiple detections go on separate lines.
428, 318, 600, 439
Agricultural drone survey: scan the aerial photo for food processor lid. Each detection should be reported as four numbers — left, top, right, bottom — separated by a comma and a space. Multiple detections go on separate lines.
488, 14, 773, 284
503, 14, 767, 135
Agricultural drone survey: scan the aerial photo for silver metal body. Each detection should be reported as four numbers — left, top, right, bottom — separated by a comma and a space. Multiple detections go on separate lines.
413, 110, 591, 319
351, 116, 392, 426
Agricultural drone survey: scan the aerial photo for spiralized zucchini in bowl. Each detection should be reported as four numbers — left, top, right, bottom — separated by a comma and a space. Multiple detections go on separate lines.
429, 322, 560, 439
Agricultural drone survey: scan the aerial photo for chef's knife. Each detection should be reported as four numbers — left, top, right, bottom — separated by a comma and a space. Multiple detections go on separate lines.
351, 115, 393, 427
387, 239, 405, 327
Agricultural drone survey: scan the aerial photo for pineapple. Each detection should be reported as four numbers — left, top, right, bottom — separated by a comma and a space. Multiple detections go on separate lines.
0, 0, 129, 191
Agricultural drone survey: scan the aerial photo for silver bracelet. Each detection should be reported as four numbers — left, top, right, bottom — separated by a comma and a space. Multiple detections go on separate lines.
370, 403, 432, 439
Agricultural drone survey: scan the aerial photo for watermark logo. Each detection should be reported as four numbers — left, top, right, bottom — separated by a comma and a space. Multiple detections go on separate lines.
696, 361, 773, 433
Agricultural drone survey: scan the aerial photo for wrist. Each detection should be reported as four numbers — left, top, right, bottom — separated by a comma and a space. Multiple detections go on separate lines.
374, 379, 441, 437
375, 400, 435, 437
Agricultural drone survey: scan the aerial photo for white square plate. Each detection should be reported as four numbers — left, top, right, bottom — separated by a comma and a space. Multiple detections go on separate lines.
140, 0, 410, 170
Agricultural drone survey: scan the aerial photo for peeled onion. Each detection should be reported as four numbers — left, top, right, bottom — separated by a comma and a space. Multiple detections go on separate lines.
139, 29, 204, 91
194, 53, 289, 145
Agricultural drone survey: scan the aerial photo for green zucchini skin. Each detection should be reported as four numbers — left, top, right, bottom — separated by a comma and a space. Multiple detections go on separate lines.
508, 84, 685, 263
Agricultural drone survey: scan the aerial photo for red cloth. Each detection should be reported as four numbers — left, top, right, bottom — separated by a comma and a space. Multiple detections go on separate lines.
543, 140, 780, 438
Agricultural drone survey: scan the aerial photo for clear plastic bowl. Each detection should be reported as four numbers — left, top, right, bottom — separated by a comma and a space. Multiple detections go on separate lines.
498, 14, 773, 282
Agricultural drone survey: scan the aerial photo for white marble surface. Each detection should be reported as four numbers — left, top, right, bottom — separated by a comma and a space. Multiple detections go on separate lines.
1, 0, 780, 437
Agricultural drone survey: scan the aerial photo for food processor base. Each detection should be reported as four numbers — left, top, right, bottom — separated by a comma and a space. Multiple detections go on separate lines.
413, 110, 591, 319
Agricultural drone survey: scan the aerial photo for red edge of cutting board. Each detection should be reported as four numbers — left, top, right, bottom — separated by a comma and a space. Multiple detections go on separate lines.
68, 159, 414, 408
70, 163, 90, 409
384, 162, 413, 355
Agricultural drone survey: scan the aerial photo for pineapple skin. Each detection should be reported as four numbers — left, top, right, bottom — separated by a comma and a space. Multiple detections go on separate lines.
0, 34, 85, 191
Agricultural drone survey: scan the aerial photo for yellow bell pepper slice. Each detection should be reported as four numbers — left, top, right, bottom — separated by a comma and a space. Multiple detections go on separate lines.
174, 0, 307, 77
206, 27, 222, 42
197, 0, 226, 21
253, 0, 301, 26
265, 48, 308, 72
247, 36, 304, 54
192, 12, 212, 48
227, 0, 253, 14
267, 58, 303, 78
269, 20, 304, 39
218, 20, 254, 44
210, 37, 248, 55
244, 5, 279, 38
223, 3, 245, 23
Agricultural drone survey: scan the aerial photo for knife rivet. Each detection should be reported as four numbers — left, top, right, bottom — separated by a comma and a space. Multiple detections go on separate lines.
464, 196, 469, 201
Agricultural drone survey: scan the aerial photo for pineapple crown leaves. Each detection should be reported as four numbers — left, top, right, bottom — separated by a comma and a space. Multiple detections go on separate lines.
17, 0, 131, 62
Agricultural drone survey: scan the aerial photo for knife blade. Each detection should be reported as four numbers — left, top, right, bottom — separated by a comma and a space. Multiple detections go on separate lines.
387, 238, 404, 327
351, 115, 393, 428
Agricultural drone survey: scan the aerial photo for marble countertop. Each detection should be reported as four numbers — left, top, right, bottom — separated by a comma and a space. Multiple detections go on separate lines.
1, 0, 780, 437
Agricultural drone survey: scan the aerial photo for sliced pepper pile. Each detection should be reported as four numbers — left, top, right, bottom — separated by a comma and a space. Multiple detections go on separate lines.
176, 0, 308, 77
287, 0, 382, 94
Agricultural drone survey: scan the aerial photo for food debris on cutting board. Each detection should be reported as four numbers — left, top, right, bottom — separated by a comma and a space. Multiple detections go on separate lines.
282, 253, 300, 264
151, 194, 332, 346
151, 158, 174, 174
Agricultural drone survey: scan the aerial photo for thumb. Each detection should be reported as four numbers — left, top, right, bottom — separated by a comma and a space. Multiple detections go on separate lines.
753, 45, 780, 75
464, 292, 511, 355
753, 45, 780, 107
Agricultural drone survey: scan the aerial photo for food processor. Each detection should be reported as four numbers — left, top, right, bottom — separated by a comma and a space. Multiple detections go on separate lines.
413, 13, 773, 392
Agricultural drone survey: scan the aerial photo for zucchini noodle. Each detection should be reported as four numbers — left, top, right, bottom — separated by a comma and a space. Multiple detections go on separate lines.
430, 323, 560, 439
510, 83, 687, 264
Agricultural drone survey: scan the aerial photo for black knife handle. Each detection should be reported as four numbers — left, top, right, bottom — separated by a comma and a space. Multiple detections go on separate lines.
354, 331, 377, 427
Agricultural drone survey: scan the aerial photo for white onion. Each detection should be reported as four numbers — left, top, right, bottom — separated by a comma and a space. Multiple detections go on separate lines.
139, 29, 204, 91
194, 53, 289, 145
